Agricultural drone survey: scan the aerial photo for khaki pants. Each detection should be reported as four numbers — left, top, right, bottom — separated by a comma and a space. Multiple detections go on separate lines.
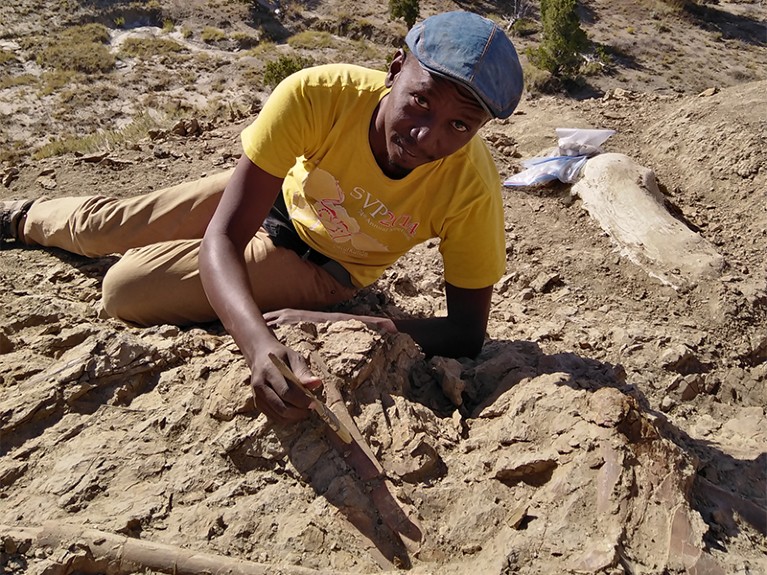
22, 170, 356, 326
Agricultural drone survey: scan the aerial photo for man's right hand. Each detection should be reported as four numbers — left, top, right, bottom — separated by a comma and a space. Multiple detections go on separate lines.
199, 155, 321, 425
249, 341, 323, 423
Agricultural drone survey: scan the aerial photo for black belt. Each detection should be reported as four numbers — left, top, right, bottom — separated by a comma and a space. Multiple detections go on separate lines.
263, 194, 354, 288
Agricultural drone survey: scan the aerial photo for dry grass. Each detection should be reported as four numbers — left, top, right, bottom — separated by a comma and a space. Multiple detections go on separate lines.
120, 36, 186, 59
36, 23, 115, 74
521, 62, 558, 95
201, 26, 227, 43
0, 50, 17, 65
0, 73, 37, 90
247, 42, 277, 58
38, 70, 78, 95
287, 30, 336, 49
32, 111, 165, 159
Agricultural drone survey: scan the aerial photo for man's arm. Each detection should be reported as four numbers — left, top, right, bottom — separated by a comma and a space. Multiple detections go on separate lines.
264, 282, 493, 359
199, 154, 320, 423
393, 283, 492, 358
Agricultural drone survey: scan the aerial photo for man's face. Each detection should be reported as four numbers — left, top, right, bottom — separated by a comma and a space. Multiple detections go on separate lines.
370, 51, 491, 179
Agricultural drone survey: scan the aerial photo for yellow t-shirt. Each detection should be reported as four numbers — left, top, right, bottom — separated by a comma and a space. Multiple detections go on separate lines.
241, 63, 505, 289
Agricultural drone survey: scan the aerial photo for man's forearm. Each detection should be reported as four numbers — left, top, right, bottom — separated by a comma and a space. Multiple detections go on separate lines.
264, 309, 486, 359
393, 316, 486, 359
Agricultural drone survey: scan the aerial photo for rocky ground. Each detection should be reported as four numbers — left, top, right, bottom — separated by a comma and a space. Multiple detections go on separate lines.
1, 1, 766, 574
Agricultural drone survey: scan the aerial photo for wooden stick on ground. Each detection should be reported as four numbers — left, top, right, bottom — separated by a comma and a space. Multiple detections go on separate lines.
0, 523, 362, 575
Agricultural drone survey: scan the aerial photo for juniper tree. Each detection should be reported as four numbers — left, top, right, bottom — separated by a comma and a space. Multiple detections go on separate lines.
529, 0, 589, 80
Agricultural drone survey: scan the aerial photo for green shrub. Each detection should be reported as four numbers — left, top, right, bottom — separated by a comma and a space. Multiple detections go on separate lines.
263, 54, 314, 88
580, 60, 603, 76
527, 0, 589, 80
389, 0, 419, 28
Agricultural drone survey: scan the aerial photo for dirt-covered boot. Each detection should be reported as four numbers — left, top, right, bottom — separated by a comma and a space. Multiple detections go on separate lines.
0, 199, 34, 243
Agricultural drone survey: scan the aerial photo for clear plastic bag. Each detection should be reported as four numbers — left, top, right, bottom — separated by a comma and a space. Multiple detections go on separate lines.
503, 128, 615, 187
503, 155, 588, 187
554, 128, 615, 157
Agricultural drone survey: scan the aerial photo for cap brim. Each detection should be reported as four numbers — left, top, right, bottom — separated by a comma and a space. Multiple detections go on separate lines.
415, 61, 495, 118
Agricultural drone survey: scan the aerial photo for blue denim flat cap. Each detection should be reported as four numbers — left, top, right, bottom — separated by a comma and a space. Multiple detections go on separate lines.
406, 11, 523, 119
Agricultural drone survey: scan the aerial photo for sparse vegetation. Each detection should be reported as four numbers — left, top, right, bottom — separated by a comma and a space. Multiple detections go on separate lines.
201, 26, 227, 43
510, 18, 540, 37
193, 51, 226, 72
245, 43, 273, 62
276, 0, 303, 20
0, 0, 763, 173
0, 140, 29, 163
580, 58, 605, 76
177, 68, 198, 87
39, 70, 79, 95
521, 62, 557, 95
231, 31, 260, 49
210, 74, 229, 92
288, 30, 335, 50
120, 36, 185, 59
36, 23, 115, 74
239, 61, 264, 89
0, 73, 37, 90
389, 0, 419, 28
33, 111, 165, 159
341, 39, 384, 63
263, 54, 314, 88
328, 14, 377, 40
0, 49, 18, 65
